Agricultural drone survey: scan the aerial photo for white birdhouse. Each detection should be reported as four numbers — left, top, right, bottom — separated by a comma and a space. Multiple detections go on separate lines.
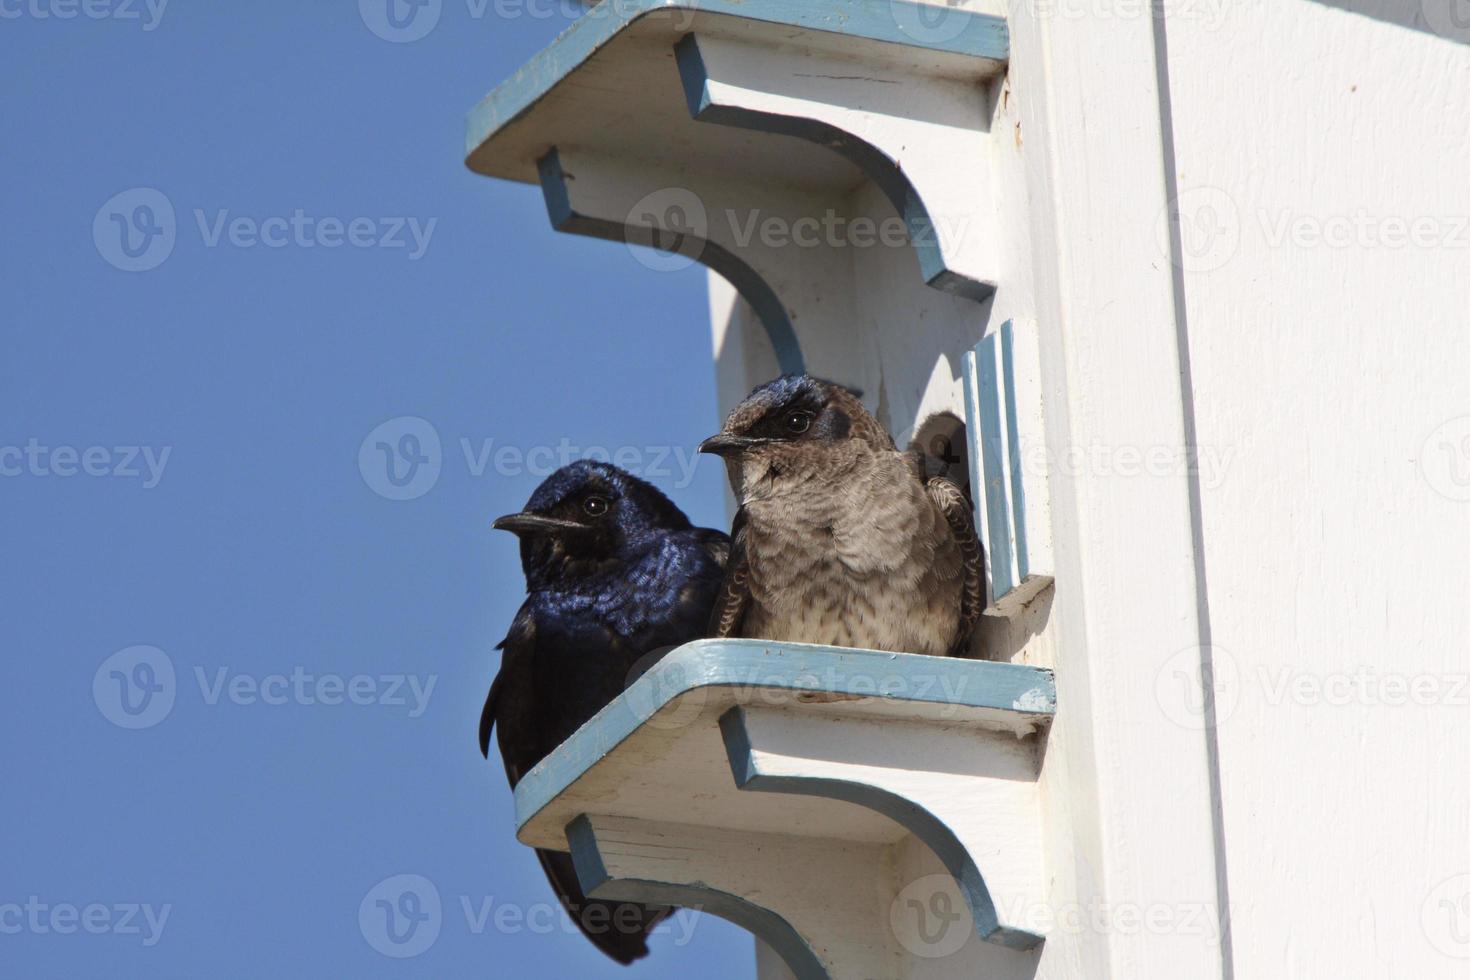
468, 0, 1470, 976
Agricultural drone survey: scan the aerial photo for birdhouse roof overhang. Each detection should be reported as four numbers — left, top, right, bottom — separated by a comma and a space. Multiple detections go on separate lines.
465, 0, 1009, 186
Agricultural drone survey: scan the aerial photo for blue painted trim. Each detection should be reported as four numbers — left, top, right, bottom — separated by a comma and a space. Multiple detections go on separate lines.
966, 339, 1017, 598
961, 353, 992, 599
466, 0, 1009, 161
536, 149, 806, 375
999, 321, 1030, 581
675, 33, 997, 304
720, 707, 1043, 951
514, 639, 1055, 831
567, 815, 830, 979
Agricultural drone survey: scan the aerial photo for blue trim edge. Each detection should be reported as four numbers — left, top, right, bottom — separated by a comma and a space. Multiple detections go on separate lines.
567, 814, 830, 979
720, 706, 1045, 952
513, 638, 1056, 832
999, 320, 1030, 581
675, 33, 998, 304
466, 0, 1009, 160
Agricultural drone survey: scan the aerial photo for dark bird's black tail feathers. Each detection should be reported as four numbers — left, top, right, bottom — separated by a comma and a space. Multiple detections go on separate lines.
534, 848, 672, 966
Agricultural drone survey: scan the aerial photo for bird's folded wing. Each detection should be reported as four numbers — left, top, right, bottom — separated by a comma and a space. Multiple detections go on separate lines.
696, 527, 732, 570
708, 508, 751, 638
927, 477, 987, 656
479, 606, 536, 779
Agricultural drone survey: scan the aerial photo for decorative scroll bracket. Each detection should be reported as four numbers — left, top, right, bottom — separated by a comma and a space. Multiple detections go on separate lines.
721, 703, 1046, 950
510, 640, 1054, 978
465, 0, 1011, 406
675, 31, 1000, 301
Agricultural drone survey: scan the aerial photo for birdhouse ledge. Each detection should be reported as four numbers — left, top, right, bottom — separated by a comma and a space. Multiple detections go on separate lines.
513, 639, 1055, 979
465, 0, 1011, 378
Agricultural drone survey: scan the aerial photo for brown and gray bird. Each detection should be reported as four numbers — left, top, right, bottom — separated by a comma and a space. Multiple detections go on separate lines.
698, 374, 984, 658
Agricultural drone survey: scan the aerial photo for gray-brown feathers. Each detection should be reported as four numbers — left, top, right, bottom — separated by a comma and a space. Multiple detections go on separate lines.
701, 375, 985, 657
926, 475, 986, 656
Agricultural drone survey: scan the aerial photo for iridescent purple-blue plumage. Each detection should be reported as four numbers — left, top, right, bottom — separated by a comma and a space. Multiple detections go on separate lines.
479, 461, 728, 965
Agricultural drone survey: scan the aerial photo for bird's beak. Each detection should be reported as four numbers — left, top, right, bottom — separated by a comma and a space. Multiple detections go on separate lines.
698, 434, 764, 458
491, 513, 585, 537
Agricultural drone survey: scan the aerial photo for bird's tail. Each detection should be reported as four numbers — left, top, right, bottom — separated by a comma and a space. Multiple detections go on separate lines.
534, 847, 673, 965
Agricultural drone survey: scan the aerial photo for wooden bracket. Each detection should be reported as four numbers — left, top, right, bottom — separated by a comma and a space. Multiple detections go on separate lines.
511, 640, 1054, 978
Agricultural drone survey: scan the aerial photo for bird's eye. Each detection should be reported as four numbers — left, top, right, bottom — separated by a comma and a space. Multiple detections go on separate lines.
582, 496, 609, 517
785, 411, 813, 434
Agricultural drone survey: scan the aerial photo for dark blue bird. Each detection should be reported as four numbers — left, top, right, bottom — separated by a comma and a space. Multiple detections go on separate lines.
479, 461, 729, 965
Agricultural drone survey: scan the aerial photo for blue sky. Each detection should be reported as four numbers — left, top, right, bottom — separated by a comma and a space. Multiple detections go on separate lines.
0, 3, 753, 976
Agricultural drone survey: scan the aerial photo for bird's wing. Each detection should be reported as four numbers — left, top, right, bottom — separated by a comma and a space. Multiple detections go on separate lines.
695, 527, 732, 570
534, 847, 671, 965
707, 508, 750, 638
927, 477, 987, 656
479, 605, 536, 782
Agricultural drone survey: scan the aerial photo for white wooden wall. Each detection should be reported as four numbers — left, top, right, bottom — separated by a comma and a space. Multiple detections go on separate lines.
1162, 3, 1470, 978
709, 1, 1470, 977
